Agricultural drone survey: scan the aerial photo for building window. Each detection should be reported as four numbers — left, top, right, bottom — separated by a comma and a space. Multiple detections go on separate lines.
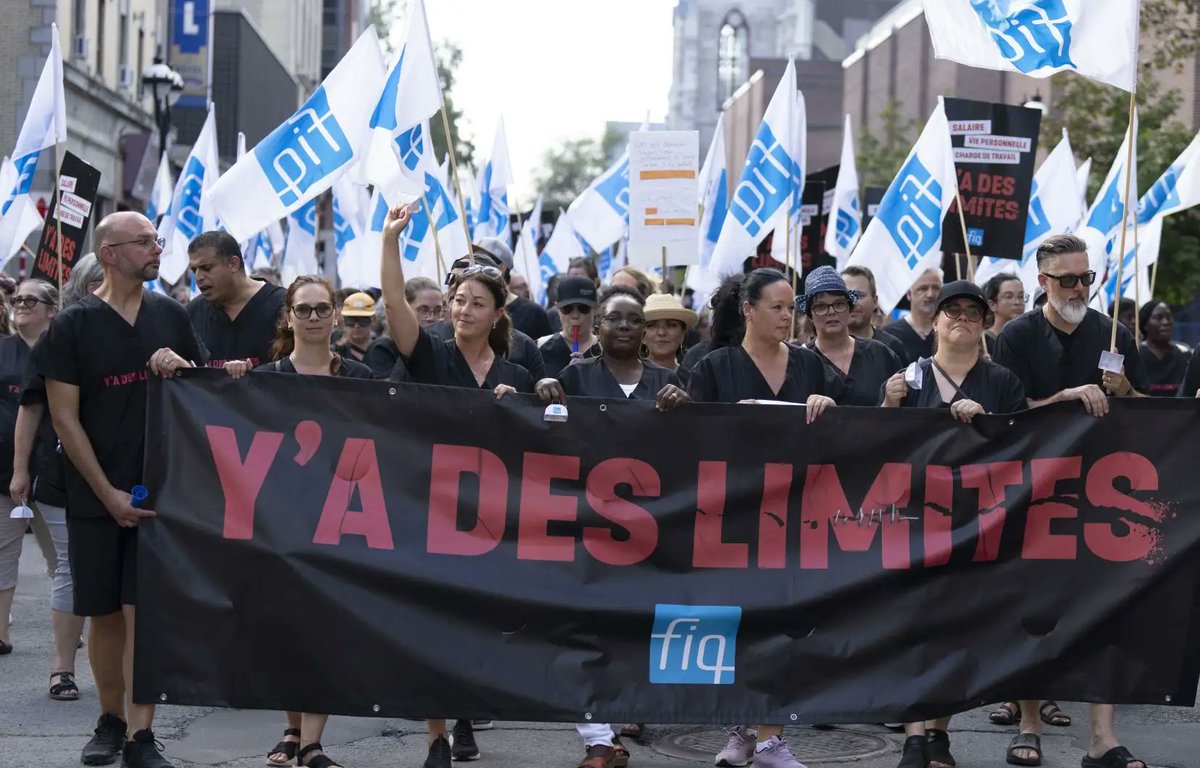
72, 0, 87, 60
96, 0, 107, 77
717, 11, 749, 107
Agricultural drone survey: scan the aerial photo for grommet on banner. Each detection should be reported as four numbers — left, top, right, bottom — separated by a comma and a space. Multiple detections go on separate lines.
584, 712, 593, 721
372, 704, 380, 713
1166, 695, 1173, 703
789, 714, 798, 721
599, 404, 607, 412
388, 388, 397, 396
159, 693, 168, 702
1008, 419, 1015, 426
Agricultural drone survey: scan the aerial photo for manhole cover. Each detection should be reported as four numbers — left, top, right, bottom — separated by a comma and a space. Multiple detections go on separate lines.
651, 726, 893, 763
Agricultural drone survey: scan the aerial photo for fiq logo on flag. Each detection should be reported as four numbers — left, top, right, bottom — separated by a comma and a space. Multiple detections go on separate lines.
730, 123, 798, 238
876, 156, 945, 269
255, 86, 353, 207
969, 0, 1075, 74
649, 604, 741, 685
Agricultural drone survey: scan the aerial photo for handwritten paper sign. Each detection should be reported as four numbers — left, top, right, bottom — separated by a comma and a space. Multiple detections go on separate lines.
628, 131, 699, 269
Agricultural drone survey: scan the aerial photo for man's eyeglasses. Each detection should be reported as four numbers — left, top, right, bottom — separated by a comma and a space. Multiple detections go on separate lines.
1040, 270, 1096, 289
810, 300, 850, 316
941, 305, 985, 322
343, 316, 372, 327
11, 295, 52, 309
291, 302, 334, 320
105, 235, 166, 250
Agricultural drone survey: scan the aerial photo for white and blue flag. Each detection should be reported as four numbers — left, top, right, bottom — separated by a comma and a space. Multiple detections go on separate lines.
975, 130, 1082, 305
697, 113, 730, 270
210, 27, 387, 242
473, 118, 514, 245
159, 106, 220, 283
1076, 156, 1092, 226
709, 60, 801, 277
540, 208, 589, 288
1139, 131, 1200, 224
1079, 110, 1138, 292
826, 114, 862, 268
0, 24, 65, 265
282, 198, 319, 285
924, 0, 1139, 92
845, 100, 958, 314
145, 152, 174, 223
568, 119, 649, 256
332, 174, 371, 287
772, 85, 808, 266
516, 193, 545, 299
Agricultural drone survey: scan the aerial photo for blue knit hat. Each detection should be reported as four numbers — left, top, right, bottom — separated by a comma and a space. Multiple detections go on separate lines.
796, 266, 861, 313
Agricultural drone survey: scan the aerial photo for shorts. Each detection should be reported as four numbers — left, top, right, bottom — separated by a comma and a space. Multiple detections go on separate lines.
67, 515, 138, 616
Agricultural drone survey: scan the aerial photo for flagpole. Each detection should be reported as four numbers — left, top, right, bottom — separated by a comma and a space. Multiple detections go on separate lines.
54, 143, 63, 308
420, 190, 448, 285
1109, 91, 1137, 352
1132, 214, 1142, 344
953, 186, 974, 282
437, 107, 476, 261
786, 217, 796, 295
1150, 251, 1159, 296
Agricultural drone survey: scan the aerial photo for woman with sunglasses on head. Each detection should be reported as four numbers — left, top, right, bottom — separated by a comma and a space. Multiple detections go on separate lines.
224, 276, 368, 768
538, 275, 601, 376
881, 282, 1026, 768
799, 267, 901, 407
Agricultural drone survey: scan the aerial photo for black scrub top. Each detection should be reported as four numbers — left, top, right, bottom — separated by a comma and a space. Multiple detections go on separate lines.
427, 319, 545, 382
19, 343, 66, 508
993, 308, 1147, 399
557, 357, 681, 399
878, 318, 934, 365
0, 335, 31, 489
687, 343, 843, 404
400, 326, 534, 393
1177, 345, 1200, 398
253, 355, 374, 378
187, 282, 285, 368
886, 357, 1027, 413
805, 337, 903, 407
364, 336, 408, 380
1140, 342, 1189, 397
539, 333, 601, 379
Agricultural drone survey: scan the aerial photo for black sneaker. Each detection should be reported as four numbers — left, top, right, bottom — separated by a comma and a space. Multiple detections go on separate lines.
121, 729, 175, 768
81, 714, 127, 766
451, 719, 481, 761
471, 720, 494, 731
425, 735, 452, 768
896, 735, 929, 768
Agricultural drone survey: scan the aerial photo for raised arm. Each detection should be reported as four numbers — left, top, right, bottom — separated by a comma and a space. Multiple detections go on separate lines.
379, 204, 419, 358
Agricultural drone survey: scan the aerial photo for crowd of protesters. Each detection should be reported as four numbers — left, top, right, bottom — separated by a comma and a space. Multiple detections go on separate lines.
1, 204, 1193, 768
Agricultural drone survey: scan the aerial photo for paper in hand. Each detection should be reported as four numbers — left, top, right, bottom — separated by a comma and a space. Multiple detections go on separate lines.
1098, 350, 1125, 374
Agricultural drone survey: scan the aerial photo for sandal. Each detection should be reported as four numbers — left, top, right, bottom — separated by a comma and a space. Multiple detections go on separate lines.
267, 728, 302, 766
926, 729, 956, 768
618, 723, 643, 739
49, 671, 79, 701
1080, 746, 1147, 768
1006, 733, 1042, 766
611, 737, 630, 768
1039, 700, 1071, 727
989, 701, 1020, 725
297, 742, 343, 768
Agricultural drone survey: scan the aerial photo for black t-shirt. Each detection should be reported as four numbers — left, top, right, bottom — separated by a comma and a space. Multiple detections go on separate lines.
682, 339, 712, 369
400, 326, 534, 393
426, 319, 546, 382
38, 291, 206, 519
1140, 343, 1189, 398
19, 341, 66, 507
253, 355, 374, 378
1177, 345, 1200, 399
548, 309, 562, 333
364, 336, 409, 380
888, 357, 1027, 413
506, 296, 553, 339
868, 328, 910, 363
877, 318, 934, 365
687, 344, 842, 404
538, 333, 601, 379
0, 334, 32, 489
557, 357, 682, 399
993, 308, 1148, 400
805, 337, 903, 407
332, 340, 370, 363
187, 282, 284, 368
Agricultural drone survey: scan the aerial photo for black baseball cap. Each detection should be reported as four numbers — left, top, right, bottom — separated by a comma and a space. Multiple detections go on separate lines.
556, 276, 598, 308
936, 280, 988, 312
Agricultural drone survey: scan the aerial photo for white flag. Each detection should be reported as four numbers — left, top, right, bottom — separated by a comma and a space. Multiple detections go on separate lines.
771, 84, 807, 265
282, 198, 319, 286
516, 194, 545, 301
209, 28, 387, 241
0, 157, 44, 263
568, 118, 650, 253
473, 118, 514, 244
159, 106, 220, 283
0, 24, 65, 266
825, 114, 862, 268
145, 152, 174, 223
1078, 110, 1138, 285
697, 113, 730, 270
1139, 131, 1200, 223
923, 0, 1139, 92
709, 60, 800, 277
845, 100, 958, 315
976, 130, 1082, 306
1075, 156, 1092, 226
541, 209, 587, 285
333, 174, 370, 287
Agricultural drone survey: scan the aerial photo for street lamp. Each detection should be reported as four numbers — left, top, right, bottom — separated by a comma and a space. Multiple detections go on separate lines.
1023, 92, 1046, 112
142, 54, 184, 160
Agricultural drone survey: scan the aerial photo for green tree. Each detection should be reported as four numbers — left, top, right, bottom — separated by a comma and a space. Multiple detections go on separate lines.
429, 42, 475, 170
368, 0, 406, 53
856, 99, 921, 188
1039, 0, 1200, 305
534, 136, 608, 210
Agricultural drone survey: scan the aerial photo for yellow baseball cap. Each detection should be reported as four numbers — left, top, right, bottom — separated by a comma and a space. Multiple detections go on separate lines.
341, 292, 376, 317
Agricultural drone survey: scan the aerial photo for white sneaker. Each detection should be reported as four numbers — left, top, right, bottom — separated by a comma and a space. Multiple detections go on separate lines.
752, 736, 806, 768
715, 726, 757, 767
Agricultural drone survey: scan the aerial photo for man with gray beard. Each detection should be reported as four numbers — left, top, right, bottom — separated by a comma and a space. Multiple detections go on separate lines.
994, 234, 1146, 417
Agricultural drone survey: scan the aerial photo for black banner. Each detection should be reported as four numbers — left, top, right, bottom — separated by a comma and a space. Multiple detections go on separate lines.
941, 98, 1041, 261
139, 372, 1200, 724
863, 186, 886, 232
33, 152, 101, 285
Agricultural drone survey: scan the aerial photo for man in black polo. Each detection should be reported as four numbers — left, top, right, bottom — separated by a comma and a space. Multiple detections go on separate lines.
186, 231, 285, 368
41, 211, 205, 768
992, 232, 1147, 768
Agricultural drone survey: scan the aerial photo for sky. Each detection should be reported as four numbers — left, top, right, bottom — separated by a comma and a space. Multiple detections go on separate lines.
417, 0, 676, 207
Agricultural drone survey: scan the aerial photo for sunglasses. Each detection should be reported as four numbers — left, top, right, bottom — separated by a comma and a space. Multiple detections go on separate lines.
291, 302, 334, 320
343, 316, 372, 327
11, 295, 52, 309
560, 304, 593, 315
1040, 270, 1096, 289
941, 304, 985, 322
445, 263, 502, 285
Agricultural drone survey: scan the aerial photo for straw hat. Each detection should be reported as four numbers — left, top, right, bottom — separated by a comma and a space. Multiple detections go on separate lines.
643, 293, 698, 330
